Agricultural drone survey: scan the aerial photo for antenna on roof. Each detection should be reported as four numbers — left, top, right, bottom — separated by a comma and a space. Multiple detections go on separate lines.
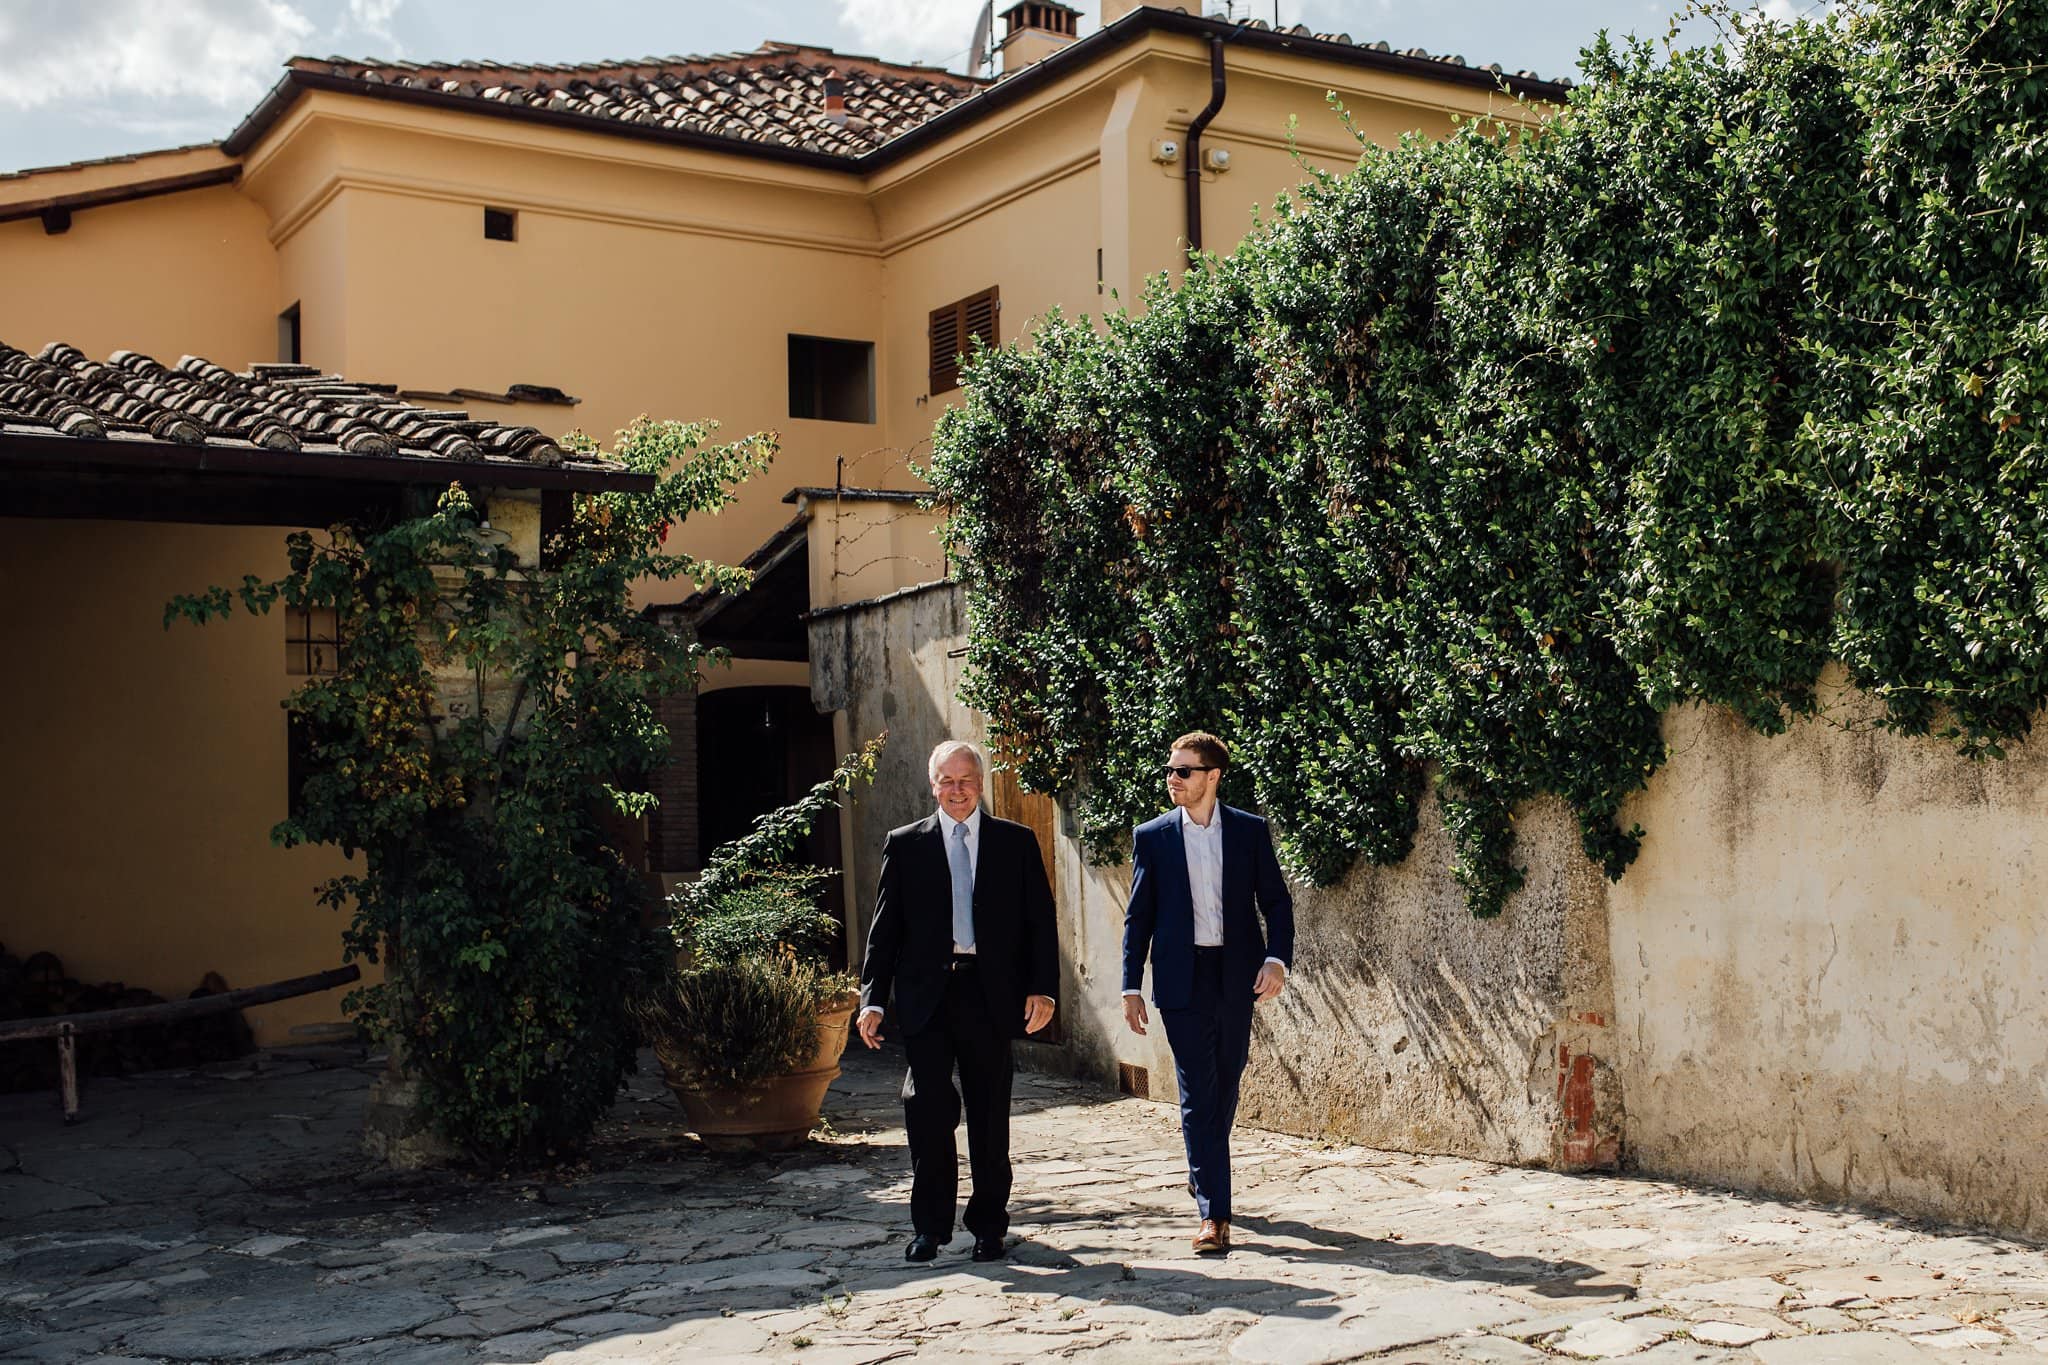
968, 0, 995, 77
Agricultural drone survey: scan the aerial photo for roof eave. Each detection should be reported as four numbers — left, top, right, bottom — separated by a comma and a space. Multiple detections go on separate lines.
0, 431, 653, 494
0, 165, 242, 227
221, 13, 1570, 174
861, 10, 1571, 172
223, 68, 864, 172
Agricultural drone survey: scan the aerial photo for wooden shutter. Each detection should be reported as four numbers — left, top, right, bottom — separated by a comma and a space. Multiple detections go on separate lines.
928, 285, 999, 395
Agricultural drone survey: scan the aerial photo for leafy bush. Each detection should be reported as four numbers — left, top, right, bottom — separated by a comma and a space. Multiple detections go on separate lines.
634, 956, 843, 1090
677, 873, 839, 969
637, 738, 883, 1087
930, 0, 2048, 915
169, 419, 771, 1164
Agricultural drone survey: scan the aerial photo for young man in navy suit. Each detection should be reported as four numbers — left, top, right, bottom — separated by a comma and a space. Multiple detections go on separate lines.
1122, 731, 1294, 1254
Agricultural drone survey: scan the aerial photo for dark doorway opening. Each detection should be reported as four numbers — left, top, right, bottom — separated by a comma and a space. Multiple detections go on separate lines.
696, 685, 845, 968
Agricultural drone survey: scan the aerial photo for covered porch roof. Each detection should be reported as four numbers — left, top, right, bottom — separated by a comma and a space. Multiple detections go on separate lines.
1, 340, 648, 526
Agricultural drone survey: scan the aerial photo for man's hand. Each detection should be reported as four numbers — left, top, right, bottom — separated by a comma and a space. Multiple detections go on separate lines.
857, 1009, 884, 1049
1123, 994, 1148, 1036
1024, 995, 1055, 1035
1254, 961, 1287, 1003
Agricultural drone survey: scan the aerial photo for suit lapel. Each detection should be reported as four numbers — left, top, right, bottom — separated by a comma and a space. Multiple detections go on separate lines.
1160, 814, 1194, 927
922, 814, 950, 905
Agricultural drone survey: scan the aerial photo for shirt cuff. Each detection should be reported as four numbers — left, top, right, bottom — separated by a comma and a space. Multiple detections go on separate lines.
1121, 989, 1143, 998
857, 1005, 883, 1019
1263, 957, 1286, 969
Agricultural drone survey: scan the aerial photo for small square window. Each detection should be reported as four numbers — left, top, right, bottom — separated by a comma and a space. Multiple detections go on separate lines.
484, 207, 517, 242
285, 605, 340, 677
788, 335, 876, 424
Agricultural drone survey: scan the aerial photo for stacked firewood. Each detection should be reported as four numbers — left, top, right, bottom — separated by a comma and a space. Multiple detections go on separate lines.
0, 944, 255, 1092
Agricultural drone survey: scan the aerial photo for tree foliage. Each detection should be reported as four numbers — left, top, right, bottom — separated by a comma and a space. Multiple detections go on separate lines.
930, 0, 2048, 915
169, 419, 771, 1162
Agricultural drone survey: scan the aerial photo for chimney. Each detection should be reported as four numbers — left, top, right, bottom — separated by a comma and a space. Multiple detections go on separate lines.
1100, 0, 1147, 23
998, 1, 1082, 75
823, 70, 847, 124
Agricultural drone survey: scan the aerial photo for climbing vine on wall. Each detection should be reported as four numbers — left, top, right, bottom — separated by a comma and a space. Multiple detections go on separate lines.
929, 0, 2048, 916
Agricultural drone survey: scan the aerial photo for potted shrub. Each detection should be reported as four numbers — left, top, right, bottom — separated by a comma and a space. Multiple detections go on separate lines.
635, 740, 880, 1151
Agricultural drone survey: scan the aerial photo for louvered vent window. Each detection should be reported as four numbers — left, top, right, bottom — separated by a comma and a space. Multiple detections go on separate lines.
928, 286, 1000, 396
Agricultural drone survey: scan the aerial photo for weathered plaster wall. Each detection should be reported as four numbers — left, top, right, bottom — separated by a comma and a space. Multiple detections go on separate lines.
807, 580, 1617, 1164
1609, 684, 2048, 1242
808, 585, 2048, 1239
808, 582, 981, 970
1059, 786, 1618, 1167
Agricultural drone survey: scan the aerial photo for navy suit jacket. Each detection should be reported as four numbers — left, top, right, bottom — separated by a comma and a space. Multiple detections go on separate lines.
1121, 803, 1294, 1011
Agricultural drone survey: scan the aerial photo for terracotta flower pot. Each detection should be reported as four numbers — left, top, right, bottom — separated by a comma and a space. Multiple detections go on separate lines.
653, 991, 858, 1152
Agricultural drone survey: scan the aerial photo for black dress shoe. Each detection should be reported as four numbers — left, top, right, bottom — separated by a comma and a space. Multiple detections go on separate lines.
971, 1234, 1006, 1262
905, 1234, 940, 1262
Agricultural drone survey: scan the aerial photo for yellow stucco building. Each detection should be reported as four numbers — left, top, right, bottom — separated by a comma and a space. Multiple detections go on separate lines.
0, 2, 1563, 1044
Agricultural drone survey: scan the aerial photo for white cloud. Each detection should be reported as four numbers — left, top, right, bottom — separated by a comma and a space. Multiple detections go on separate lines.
0, 0, 313, 111
347, 0, 404, 47
837, 0, 994, 66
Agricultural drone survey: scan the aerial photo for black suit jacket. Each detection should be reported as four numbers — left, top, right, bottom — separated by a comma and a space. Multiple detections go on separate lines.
859, 811, 1058, 1039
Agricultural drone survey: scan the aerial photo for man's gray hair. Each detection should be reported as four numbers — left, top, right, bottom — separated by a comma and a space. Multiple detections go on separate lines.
928, 739, 987, 783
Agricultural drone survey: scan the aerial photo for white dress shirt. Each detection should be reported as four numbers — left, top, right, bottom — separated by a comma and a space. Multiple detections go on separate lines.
1181, 806, 1226, 947
1122, 806, 1286, 1000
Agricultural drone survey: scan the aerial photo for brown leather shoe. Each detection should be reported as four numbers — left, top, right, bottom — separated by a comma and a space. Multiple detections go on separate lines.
1192, 1218, 1229, 1254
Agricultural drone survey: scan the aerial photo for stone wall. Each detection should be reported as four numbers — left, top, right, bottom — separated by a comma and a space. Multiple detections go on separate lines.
809, 584, 2048, 1240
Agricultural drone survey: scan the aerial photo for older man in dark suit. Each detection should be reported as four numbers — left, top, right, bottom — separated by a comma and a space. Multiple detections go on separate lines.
1122, 730, 1294, 1255
858, 739, 1058, 1264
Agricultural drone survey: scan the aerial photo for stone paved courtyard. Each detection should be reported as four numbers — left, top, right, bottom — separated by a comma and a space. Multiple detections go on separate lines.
3, 1043, 2046, 1364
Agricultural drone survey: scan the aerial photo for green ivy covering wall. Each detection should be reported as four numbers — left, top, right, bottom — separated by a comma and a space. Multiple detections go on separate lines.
929, 0, 2048, 916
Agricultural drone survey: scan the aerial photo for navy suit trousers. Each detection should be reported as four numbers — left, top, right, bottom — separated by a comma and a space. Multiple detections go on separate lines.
1159, 946, 1254, 1222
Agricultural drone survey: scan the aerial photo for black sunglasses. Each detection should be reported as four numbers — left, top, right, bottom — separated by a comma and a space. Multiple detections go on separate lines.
1161, 764, 1219, 779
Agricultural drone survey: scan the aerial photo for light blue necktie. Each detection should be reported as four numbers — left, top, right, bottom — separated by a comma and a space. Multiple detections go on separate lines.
949, 821, 976, 951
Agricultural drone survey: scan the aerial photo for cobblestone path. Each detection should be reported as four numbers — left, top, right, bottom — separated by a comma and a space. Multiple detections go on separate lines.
3, 1044, 2045, 1363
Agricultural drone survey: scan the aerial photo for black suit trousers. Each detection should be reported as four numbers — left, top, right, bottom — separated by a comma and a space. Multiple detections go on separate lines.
902, 960, 1014, 1240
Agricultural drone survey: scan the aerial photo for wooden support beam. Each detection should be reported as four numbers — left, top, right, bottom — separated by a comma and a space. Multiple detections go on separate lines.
2, 964, 361, 1126
57, 1024, 78, 1124
0, 965, 361, 1043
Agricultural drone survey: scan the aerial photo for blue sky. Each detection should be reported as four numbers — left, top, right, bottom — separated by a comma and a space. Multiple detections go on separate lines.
0, 0, 1810, 175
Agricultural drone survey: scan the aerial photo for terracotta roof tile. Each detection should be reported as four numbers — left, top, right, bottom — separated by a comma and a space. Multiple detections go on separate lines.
0, 342, 608, 473
290, 44, 982, 159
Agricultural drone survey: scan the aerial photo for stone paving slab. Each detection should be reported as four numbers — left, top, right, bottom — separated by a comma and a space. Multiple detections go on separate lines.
2, 1044, 2047, 1363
